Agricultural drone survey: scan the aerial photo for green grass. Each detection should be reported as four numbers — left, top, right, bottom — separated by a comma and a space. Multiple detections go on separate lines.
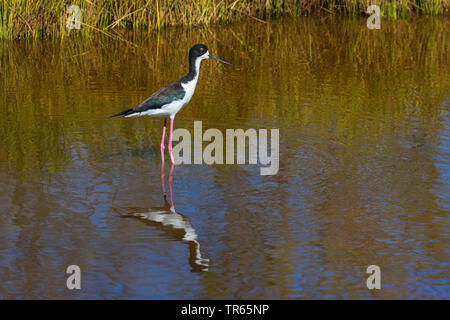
0, 0, 448, 39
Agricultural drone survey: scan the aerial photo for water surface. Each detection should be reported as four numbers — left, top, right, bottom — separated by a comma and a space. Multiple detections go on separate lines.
0, 16, 449, 299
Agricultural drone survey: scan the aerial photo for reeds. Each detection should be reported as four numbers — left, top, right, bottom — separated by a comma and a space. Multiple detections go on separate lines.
0, 1, 448, 39
1, 16, 448, 173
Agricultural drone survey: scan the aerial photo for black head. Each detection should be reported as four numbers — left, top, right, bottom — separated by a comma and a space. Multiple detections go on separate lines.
189, 44, 232, 65
189, 44, 209, 60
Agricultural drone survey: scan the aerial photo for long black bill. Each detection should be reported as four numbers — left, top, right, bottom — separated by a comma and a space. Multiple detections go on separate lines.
209, 54, 232, 66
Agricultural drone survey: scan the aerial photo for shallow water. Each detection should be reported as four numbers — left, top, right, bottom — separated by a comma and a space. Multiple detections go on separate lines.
0, 16, 449, 299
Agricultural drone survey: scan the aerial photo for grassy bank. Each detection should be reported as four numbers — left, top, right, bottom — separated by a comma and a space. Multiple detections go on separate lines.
0, 0, 448, 39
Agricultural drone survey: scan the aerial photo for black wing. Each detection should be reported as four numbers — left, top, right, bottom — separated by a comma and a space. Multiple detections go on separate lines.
110, 81, 185, 117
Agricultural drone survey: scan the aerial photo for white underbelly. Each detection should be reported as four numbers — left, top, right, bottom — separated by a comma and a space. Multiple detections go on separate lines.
126, 99, 185, 117
159, 99, 186, 116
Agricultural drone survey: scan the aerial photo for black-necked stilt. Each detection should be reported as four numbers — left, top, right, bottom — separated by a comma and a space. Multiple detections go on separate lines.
111, 44, 232, 163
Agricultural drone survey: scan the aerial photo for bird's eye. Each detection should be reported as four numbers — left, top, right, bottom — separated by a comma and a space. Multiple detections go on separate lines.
200, 48, 205, 53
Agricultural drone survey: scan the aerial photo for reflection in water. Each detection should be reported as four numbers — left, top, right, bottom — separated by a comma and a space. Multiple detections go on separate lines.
0, 16, 448, 299
121, 164, 209, 272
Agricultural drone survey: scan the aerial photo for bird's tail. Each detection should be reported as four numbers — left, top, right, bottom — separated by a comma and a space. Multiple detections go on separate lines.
110, 108, 136, 118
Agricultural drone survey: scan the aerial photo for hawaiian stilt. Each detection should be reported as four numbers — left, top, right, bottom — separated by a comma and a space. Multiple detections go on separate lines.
111, 44, 232, 164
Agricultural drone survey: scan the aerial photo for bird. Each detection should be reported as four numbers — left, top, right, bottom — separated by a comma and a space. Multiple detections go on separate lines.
110, 44, 232, 164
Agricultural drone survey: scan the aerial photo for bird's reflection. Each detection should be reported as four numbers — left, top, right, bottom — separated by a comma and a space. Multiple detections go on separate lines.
122, 163, 209, 272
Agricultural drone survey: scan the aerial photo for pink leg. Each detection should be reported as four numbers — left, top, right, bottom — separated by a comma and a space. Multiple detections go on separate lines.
160, 118, 167, 163
160, 161, 166, 196
168, 164, 174, 207
168, 117, 175, 164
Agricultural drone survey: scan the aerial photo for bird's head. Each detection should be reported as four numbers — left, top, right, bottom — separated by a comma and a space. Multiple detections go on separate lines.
189, 44, 232, 66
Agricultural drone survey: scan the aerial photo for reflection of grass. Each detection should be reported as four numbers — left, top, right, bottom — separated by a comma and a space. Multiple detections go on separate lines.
0, 0, 448, 39
0, 16, 448, 173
